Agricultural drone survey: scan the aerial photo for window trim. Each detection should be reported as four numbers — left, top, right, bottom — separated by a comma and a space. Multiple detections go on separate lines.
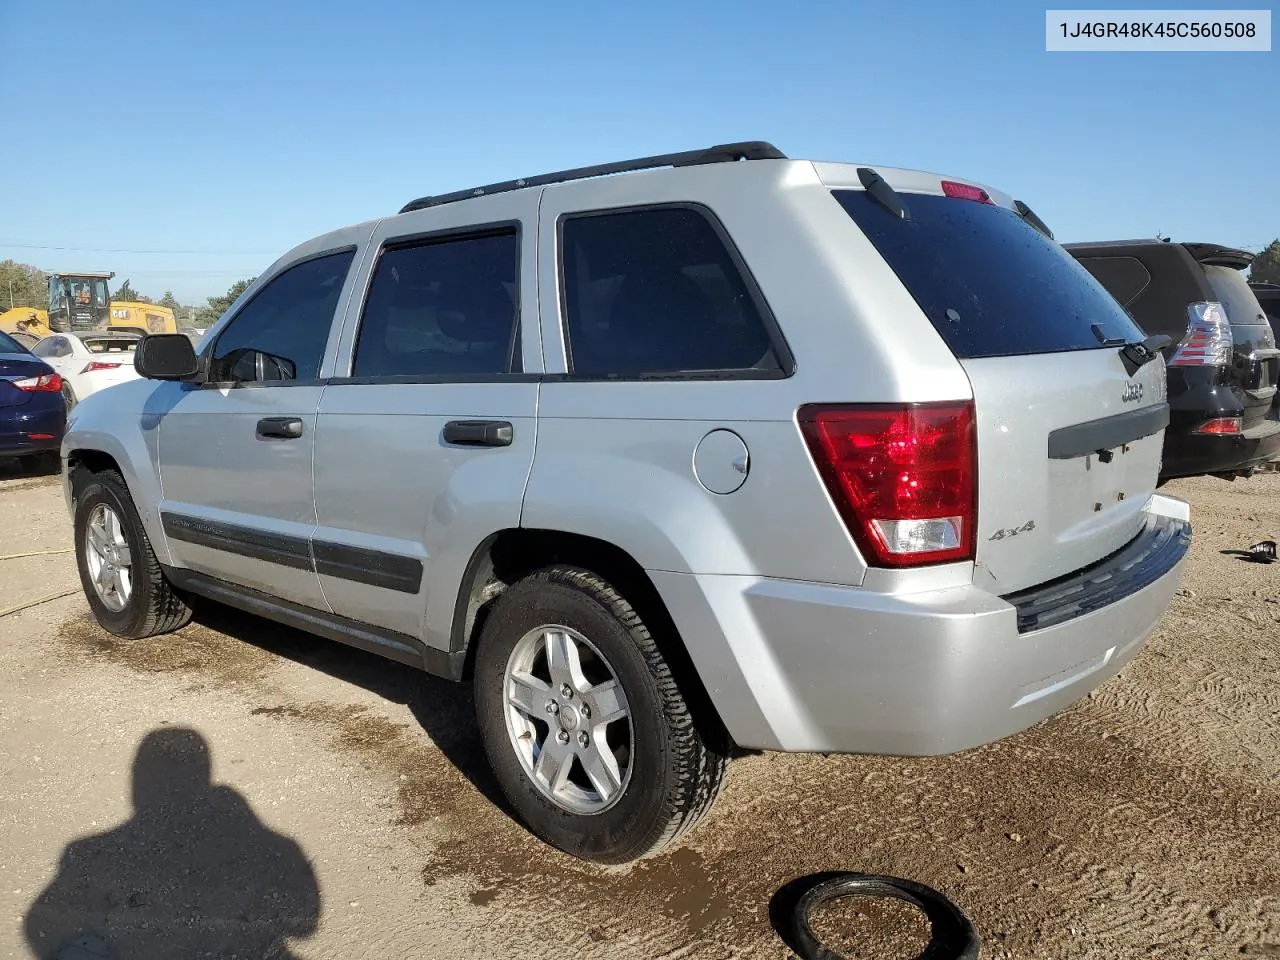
200, 244, 359, 389
330, 221, 526, 386
555, 201, 795, 382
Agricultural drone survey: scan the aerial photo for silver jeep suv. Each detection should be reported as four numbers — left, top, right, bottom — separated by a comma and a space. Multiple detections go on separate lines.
62, 141, 1191, 863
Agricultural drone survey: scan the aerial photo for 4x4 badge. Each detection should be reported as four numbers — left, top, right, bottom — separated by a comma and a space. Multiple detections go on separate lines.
1121, 382, 1143, 403
988, 521, 1036, 541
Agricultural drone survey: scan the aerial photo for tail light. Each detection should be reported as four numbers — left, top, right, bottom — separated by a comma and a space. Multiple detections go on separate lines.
798, 402, 977, 567
940, 180, 993, 204
12, 372, 63, 393
1170, 302, 1232, 366
82, 361, 121, 374
1193, 417, 1242, 435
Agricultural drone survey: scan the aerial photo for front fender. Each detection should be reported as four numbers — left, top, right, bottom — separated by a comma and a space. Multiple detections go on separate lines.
62, 379, 176, 565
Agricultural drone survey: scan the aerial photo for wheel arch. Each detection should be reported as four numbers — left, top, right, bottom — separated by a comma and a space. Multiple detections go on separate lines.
64, 435, 172, 566
452, 528, 733, 750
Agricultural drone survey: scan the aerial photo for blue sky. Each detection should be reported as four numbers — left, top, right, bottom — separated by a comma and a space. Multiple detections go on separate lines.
1, 0, 1276, 305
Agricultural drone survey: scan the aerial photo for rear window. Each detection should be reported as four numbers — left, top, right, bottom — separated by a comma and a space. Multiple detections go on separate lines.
83, 338, 138, 354
1204, 264, 1270, 330
0, 330, 25, 354
835, 191, 1144, 359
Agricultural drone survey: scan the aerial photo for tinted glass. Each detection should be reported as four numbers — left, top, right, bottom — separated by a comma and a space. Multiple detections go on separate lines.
835, 191, 1145, 358
0, 330, 26, 354
353, 232, 519, 378
209, 250, 354, 383
1204, 264, 1270, 330
1074, 256, 1151, 308
1254, 287, 1280, 325
83, 337, 138, 354
560, 207, 782, 377
30, 337, 56, 356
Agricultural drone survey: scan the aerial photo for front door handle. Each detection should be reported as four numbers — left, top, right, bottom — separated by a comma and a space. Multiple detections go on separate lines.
442, 420, 513, 447
256, 416, 304, 440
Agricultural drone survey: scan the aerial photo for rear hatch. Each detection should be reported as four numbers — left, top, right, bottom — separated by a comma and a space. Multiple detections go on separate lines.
835, 183, 1168, 594
1191, 250, 1278, 427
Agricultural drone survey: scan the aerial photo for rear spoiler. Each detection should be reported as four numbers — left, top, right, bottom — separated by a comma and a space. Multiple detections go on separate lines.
1182, 242, 1254, 270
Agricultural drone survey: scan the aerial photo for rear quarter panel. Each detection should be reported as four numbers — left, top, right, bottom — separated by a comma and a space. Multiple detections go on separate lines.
527, 160, 975, 584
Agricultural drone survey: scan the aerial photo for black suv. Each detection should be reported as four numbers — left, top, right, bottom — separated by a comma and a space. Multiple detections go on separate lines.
1067, 240, 1280, 481
1251, 281, 1280, 342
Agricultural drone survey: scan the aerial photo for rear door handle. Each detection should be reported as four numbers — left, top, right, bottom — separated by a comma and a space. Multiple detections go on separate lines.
256, 417, 304, 440
442, 420, 513, 447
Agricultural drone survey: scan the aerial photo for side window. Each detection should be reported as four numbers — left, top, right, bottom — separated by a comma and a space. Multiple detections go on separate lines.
352, 231, 520, 379
35, 337, 71, 358
1074, 256, 1151, 308
208, 250, 355, 383
559, 207, 783, 378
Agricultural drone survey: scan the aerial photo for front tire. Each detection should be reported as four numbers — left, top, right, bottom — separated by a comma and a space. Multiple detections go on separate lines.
474, 566, 728, 864
73, 469, 191, 638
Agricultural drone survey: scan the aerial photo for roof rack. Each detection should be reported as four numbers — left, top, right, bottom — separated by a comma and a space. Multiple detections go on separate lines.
398, 140, 786, 214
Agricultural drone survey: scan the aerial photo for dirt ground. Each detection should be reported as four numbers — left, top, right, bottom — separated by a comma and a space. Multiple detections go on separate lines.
1, 461, 1277, 959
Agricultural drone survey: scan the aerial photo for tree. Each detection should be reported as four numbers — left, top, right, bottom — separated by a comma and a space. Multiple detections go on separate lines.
111, 279, 151, 303
195, 278, 255, 327
160, 290, 181, 312
1251, 239, 1280, 285
0, 260, 49, 311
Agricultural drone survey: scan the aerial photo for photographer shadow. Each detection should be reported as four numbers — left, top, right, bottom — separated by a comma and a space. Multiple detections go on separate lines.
23, 727, 319, 960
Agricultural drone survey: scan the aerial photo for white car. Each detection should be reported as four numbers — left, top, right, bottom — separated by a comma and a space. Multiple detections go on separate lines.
30, 332, 141, 408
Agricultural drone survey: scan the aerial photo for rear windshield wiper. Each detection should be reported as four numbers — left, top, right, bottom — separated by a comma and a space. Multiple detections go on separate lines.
1119, 334, 1172, 377
1013, 200, 1055, 240
1091, 324, 1126, 346
1093, 323, 1170, 375
856, 167, 908, 220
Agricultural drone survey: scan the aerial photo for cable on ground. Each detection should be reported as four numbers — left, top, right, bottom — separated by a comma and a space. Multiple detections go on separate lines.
0, 588, 79, 619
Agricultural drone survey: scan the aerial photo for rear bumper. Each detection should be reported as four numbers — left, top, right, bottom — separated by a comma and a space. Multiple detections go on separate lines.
0, 402, 66, 459
1161, 416, 1280, 478
654, 494, 1189, 755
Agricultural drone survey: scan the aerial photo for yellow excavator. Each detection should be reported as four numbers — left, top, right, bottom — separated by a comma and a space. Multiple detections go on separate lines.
0, 306, 51, 346
108, 301, 178, 336
2, 273, 179, 344
46, 272, 177, 337
47, 271, 114, 333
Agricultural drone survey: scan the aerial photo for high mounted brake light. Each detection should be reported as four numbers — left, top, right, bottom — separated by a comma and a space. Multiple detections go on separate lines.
1170, 302, 1232, 367
798, 402, 977, 567
940, 181, 993, 204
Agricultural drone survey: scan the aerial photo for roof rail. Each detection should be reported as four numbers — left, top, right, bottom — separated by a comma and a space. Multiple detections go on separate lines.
398, 140, 786, 214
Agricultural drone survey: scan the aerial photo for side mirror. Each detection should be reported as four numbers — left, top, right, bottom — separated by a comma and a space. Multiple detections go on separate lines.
135, 333, 200, 381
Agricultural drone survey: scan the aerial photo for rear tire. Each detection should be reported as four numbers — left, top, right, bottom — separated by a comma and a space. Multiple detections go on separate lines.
73, 469, 192, 639
62, 382, 77, 412
473, 565, 728, 864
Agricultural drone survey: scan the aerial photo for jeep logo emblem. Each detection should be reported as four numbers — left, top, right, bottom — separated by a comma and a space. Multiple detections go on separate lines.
1121, 382, 1143, 404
